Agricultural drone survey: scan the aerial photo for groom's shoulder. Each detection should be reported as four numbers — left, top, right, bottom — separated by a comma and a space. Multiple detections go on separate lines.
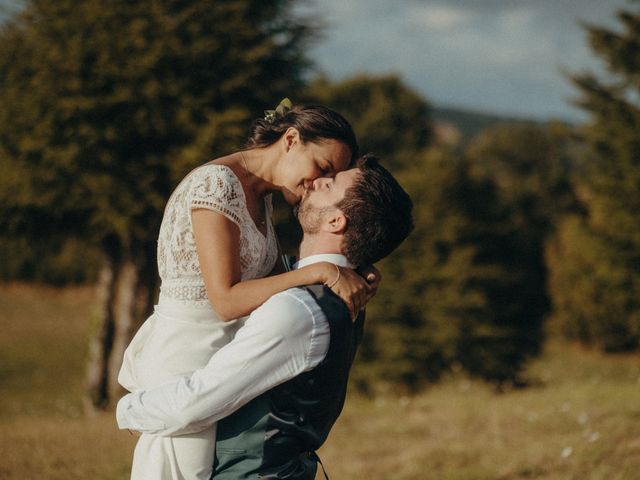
264, 287, 321, 315
250, 286, 325, 333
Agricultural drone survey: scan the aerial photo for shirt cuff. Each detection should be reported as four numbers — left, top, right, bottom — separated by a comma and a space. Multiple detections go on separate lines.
116, 393, 135, 430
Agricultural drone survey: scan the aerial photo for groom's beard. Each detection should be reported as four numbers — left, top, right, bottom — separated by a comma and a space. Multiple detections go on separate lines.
296, 200, 332, 235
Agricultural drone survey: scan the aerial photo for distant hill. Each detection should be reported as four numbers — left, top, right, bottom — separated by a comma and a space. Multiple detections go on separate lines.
431, 105, 542, 143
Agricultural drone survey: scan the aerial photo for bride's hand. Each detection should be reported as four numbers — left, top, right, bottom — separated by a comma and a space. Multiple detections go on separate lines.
324, 265, 375, 321
359, 264, 381, 295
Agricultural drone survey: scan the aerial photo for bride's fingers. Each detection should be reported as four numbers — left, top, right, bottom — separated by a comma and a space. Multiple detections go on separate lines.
328, 267, 373, 319
349, 297, 357, 321
360, 264, 381, 286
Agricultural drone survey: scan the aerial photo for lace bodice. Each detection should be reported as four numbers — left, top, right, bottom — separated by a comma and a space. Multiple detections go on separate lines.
157, 164, 278, 306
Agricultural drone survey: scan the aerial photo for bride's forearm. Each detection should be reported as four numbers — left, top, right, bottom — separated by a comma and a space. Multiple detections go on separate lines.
208, 263, 333, 321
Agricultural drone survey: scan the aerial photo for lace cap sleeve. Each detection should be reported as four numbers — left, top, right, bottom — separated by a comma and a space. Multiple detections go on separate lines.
189, 165, 245, 227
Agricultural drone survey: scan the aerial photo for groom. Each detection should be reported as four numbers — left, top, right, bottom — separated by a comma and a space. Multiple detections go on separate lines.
117, 154, 413, 478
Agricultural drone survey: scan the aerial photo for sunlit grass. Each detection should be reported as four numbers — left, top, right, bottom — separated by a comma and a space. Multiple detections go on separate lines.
1, 283, 639, 479
320, 342, 640, 480
0, 283, 93, 419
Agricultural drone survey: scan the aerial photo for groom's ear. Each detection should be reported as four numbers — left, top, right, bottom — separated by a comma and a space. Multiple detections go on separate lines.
323, 209, 347, 234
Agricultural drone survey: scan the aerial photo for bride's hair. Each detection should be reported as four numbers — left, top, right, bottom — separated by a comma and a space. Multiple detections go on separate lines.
244, 105, 359, 162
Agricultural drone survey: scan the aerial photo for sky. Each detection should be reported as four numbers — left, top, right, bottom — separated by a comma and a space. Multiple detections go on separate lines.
298, 0, 633, 121
0, 0, 632, 122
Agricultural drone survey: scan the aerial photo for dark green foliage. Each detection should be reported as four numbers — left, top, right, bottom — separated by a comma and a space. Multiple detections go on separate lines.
465, 122, 581, 230
461, 122, 582, 381
549, 4, 640, 351
0, 237, 101, 285
547, 216, 640, 351
355, 148, 545, 389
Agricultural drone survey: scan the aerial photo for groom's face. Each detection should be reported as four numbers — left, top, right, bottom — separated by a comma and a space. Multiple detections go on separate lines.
296, 168, 359, 233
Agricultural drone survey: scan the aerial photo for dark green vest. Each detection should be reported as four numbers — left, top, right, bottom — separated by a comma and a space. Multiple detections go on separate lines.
213, 285, 364, 479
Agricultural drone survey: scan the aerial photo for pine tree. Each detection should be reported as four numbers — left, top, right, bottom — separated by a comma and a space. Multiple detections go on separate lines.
549, 3, 640, 351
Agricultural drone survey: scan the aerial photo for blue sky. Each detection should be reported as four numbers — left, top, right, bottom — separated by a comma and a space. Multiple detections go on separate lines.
298, 0, 633, 121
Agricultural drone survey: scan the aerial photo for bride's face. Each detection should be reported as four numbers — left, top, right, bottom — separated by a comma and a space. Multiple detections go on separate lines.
277, 132, 352, 205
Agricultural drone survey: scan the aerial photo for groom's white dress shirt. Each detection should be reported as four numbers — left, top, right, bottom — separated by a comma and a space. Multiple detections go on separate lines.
117, 254, 353, 436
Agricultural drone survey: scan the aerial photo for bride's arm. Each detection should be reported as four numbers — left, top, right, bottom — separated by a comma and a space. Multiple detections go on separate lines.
192, 209, 372, 321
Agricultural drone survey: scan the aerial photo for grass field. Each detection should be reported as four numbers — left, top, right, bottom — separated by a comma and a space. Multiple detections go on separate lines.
1, 283, 639, 479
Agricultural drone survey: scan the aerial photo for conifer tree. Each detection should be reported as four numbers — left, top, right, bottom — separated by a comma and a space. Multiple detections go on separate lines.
549, 3, 640, 351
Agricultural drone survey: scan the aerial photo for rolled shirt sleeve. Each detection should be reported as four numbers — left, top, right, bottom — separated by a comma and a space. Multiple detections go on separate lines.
116, 288, 330, 436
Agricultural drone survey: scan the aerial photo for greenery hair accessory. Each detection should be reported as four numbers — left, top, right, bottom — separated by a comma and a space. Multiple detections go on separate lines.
264, 97, 293, 123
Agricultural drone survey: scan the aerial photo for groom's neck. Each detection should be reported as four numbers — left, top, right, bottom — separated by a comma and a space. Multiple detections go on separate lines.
298, 234, 342, 261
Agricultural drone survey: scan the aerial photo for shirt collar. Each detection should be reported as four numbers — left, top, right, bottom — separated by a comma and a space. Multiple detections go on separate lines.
293, 253, 355, 270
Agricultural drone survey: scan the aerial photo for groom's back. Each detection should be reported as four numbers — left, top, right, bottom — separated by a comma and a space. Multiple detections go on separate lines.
213, 284, 363, 479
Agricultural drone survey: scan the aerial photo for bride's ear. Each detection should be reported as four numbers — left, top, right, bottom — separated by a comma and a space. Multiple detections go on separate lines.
283, 127, 300, 152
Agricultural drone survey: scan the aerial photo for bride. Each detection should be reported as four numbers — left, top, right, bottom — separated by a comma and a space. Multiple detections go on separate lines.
118, 100, 377, 479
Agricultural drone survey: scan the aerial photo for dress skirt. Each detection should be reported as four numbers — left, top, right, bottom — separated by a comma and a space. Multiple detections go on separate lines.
119, 297, 238, 480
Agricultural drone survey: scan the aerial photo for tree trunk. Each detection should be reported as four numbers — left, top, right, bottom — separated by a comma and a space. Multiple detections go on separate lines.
108, 256, 140, 403
84, 238, 120, 413
138, 239, 159, 322
85, 237, 157, 410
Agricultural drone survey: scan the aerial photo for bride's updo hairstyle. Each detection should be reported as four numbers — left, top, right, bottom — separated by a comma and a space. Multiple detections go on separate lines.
244, 105, 359, 163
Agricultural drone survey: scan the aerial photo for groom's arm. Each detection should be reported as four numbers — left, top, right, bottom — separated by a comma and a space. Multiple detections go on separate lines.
116, 289, 329, 436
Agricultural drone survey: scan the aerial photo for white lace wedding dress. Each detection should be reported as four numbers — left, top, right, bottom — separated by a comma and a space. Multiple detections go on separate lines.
118, 164, 277, 480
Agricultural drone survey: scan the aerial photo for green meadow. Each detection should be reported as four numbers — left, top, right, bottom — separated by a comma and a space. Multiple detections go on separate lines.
1, 283, 639, 480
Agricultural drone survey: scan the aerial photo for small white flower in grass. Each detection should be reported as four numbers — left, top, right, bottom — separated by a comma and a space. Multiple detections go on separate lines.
458, 380, 471, 392
561, 446, 573, 458
588, 432, 600, 442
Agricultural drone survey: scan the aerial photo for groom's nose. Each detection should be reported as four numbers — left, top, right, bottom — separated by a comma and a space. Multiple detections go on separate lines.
312, 177, 327, 190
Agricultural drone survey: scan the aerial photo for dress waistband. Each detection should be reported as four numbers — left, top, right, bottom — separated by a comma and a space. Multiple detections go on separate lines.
155, 296, 220, 324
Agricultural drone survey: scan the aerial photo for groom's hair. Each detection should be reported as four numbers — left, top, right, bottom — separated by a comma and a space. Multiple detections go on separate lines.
337, 154, 413, 266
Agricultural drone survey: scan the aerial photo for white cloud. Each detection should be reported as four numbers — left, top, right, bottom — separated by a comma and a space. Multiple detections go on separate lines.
409, 4, 471, 30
